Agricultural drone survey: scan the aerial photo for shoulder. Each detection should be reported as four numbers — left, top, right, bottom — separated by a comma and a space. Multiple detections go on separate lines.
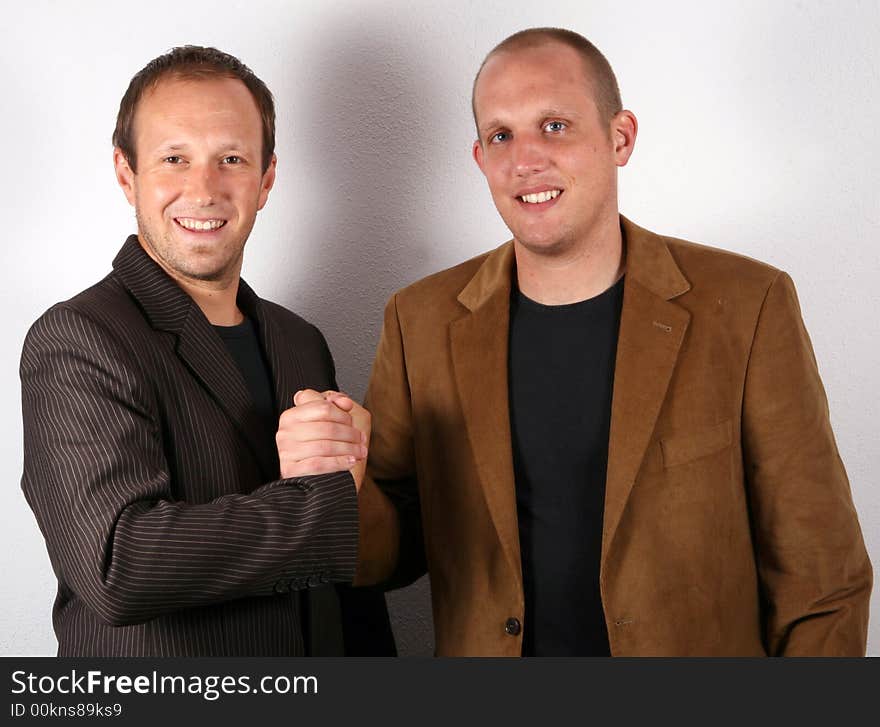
403, 250, 493, 296
626, 218, 787, 311
20, 276, 154, 402
662, 233, 781, 293
638, 227, 803, 339
392, 247, 497, 314
258, 298, 327, 347
22, 274, 140, 358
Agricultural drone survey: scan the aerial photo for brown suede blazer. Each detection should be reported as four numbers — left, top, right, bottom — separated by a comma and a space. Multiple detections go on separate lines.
363, 216, 872, 656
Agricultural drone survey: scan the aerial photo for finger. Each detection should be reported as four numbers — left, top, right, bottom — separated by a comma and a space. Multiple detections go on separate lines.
293, 389, 324, 406
280, 439, 367, 460
279, 401, 354, 427
277, 424, 364, 450
281, 455, 360, 479
322, 391, 355, 411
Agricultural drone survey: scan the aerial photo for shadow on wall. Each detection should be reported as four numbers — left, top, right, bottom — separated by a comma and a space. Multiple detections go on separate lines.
282, 16, 442, 656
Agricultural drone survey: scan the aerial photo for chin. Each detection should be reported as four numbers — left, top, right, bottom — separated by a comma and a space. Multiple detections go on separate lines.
182, 259, 240, 282
185, 268, 228, 283
513, 233, 573, 257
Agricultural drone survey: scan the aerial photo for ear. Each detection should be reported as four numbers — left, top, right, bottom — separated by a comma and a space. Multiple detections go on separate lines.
113, 148, 136, 206
257, 154, 277, 210
472, 139, 486, 174
611, 110, 638, 167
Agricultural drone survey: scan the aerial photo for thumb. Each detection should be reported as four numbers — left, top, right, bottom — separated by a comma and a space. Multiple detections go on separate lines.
293, 388, 324, 406
323, 390, 355, 411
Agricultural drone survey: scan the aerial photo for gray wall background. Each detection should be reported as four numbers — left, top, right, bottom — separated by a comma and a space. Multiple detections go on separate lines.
1, 0, 877, 656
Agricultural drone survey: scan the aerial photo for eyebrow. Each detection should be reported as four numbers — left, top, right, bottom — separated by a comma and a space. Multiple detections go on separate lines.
154, 141, 250, 154
154, 143, 188, 153
478, 119, 502, 134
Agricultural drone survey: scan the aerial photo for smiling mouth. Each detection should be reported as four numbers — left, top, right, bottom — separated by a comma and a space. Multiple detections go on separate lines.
518, 189, 562, 204
174, 217, 227, 232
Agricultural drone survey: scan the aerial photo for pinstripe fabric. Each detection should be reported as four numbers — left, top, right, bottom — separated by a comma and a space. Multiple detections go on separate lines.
20, 236, 365, 656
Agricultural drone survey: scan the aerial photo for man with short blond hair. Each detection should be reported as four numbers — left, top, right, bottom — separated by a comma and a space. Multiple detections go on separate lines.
346, 27, 871, 656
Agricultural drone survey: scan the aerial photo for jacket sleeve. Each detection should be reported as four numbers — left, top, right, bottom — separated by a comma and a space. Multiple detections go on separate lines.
313, 321, 398, 655
359, 292, 427, 589
20, 305, 358, 627
741, 271, 872, 655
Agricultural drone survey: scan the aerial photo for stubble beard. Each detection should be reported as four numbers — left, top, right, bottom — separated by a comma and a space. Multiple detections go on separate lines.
511, 191, 617, 262
136, 208, 245, 284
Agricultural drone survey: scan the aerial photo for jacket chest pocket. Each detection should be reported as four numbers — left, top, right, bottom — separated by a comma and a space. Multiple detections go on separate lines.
660, 419, 733, 469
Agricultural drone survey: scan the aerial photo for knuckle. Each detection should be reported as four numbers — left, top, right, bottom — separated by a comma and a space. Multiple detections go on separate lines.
276, 435, 294, 453
305, 457, 331, 474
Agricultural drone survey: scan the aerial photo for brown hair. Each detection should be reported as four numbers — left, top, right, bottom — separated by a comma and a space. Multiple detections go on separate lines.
472, 27, 622, 131
113, 45, 275, 173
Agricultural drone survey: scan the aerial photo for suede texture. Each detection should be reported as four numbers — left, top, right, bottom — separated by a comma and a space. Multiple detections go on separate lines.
362, 216, 872, 656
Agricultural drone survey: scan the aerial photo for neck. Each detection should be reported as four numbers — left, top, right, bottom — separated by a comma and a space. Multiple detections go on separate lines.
176, 276, 244, 326
514, 216, 625, 305
137, 237, 244, 326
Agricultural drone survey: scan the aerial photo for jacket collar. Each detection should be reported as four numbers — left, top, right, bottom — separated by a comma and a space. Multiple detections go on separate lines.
112, 235, 280, 481
450, 215, 693, 577
456, 215, 690, 311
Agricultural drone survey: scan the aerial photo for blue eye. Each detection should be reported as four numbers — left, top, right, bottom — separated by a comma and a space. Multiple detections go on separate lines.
544, 121, 566, 132
490, 132, 509, 144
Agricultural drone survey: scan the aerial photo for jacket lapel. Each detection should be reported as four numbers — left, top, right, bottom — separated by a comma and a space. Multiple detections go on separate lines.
449, 220, 692, 582
238, 280, 305, 422
450, 242, 522, 588
113, 236, 279, 482
602, 218, 691, 560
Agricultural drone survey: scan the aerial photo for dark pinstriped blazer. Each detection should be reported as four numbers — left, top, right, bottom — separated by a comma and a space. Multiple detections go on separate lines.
20, 235, 394, 656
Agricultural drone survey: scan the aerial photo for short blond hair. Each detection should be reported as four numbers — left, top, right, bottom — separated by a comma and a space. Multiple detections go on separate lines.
472, 27, 622, 129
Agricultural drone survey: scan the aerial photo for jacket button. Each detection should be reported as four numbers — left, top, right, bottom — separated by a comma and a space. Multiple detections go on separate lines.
504, 617, 521, 636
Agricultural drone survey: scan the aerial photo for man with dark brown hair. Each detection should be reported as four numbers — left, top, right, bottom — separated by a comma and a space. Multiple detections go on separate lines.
337, 27, 872, 656
20, 46, 393, 656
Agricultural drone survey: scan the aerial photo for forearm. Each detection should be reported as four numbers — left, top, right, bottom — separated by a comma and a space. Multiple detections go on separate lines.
354, 476, 400, 586
742, 271, 872, 655
24, 464, 358, 626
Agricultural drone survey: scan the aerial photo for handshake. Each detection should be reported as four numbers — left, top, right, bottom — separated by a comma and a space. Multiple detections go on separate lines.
275, 389, 371, 489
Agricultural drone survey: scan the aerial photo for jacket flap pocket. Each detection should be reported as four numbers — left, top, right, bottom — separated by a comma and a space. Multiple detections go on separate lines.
660, 419, 733, 469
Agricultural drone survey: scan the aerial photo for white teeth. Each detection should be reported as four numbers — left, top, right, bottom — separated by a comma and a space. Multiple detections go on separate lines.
176, 218, 226, 231
520, 189, 561, 204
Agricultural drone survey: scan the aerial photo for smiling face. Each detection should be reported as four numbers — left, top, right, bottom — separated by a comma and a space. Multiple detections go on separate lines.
114, 75, 276, 287
472, 42, 635, 258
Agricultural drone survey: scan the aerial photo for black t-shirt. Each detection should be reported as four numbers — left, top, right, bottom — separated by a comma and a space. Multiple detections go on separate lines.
214, 316, 346, 656
213, 316, 277, 428
508, 276, 624, 656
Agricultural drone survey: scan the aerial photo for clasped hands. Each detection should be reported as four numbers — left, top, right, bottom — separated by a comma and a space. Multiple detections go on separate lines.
275, 389, 371, 490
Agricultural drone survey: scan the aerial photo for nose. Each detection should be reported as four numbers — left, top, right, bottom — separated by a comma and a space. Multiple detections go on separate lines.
185, 163, 219, 206
511, 135, 548, 176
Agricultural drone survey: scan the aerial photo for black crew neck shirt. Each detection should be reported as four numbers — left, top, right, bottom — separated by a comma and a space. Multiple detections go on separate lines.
213, 316, 277, 428
508, 276, 624, 656
213, 316, 348, 657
